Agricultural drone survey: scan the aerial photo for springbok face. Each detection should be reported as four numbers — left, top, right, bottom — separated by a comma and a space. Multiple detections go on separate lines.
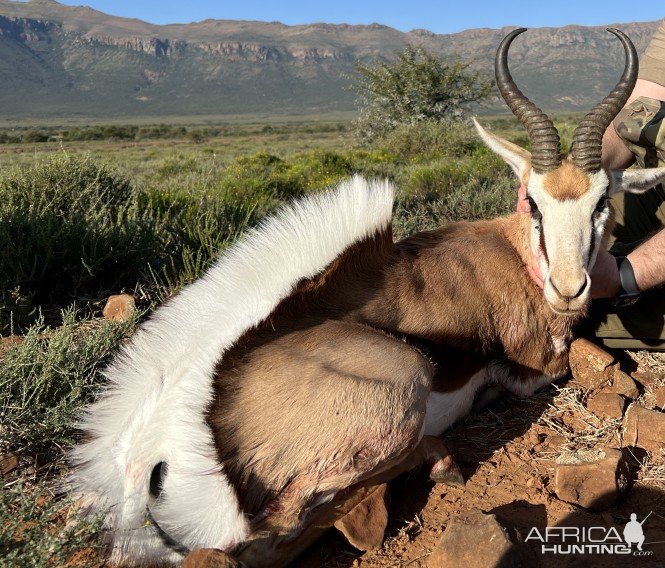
475, 27, 665, 316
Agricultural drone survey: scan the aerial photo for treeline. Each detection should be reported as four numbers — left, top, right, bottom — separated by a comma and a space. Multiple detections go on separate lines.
0, 122, 348, 145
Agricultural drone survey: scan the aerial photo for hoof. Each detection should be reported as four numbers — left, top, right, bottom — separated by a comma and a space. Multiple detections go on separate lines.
429, 454, 465, 487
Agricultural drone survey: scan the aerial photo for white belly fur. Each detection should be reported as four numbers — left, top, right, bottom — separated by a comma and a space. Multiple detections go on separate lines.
423, 369, 488, 437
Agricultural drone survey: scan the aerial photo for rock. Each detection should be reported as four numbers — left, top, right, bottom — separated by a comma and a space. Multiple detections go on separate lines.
604, 370, 639, 400
102, 294, 135, 323
183, 549, 242, 568
334, 483, 389, 551
586, 392, 626, 419
631, 370, 659, 388
545, 434, 566, 449
554, 448, 628, 511
623, 405, 665, 454
427, 509, 538, 568
568, 338, 615, 391
0, 453, 19, 476
653, 386, 665, 411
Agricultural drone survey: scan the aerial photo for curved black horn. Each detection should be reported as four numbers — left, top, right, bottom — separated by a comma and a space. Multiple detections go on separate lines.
496, 28, 561, 173
571, 28, 638, 172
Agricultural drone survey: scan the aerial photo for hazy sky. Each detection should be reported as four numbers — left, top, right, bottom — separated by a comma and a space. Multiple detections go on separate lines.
52, 1, 663, 33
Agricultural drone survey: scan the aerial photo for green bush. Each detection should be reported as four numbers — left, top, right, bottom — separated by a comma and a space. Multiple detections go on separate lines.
378, 120, 482, 160
155, 154, 200, 179
393, 174, 515, 240
0, 480, 103, 567
215, 150, 355, 207
140, 187, 257, 291
0, 155, 159, 332
355, 45, 494, 144
0, 307, 135, 462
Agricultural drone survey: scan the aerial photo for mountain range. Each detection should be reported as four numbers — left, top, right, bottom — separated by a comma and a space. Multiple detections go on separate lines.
0, 0, 660, 121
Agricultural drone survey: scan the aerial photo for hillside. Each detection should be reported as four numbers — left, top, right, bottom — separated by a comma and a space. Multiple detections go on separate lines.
0, 0, 660, 120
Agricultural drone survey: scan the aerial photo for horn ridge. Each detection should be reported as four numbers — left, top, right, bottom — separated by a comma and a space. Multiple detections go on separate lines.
495, 27, 561, 173
571, 28, 638, 172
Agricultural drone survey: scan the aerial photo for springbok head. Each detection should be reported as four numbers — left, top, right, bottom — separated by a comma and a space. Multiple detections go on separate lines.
475, 28, 665, 316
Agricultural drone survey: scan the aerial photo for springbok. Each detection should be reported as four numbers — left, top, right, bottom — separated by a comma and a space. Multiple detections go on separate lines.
71, 28, 665, 567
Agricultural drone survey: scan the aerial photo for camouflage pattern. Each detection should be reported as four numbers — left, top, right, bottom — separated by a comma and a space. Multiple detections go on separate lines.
614, 96, 665, 168
609, 95, 665, 251
595, 96, 665, 350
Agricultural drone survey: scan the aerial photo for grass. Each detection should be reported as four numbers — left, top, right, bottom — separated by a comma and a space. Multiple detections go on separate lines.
0, 480, 103, 568
0, 308, 136, 566
0, 307, 137, 466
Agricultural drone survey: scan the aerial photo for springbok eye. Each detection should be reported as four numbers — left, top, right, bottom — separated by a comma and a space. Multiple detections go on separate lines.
527, 196, 542, 221
594, 195, 608, 214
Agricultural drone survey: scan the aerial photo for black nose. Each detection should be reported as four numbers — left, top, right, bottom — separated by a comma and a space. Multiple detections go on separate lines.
550, 278, 588, 300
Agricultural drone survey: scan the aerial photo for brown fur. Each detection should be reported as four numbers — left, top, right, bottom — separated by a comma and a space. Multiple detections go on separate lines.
542, 157, 592, 200
206, 211, 579, 566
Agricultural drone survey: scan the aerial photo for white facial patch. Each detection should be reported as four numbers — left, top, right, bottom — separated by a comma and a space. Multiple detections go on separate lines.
527, 169, 610, 279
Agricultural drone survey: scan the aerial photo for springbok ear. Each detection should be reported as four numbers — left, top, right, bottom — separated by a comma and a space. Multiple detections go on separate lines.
610, 167, 665, 195
473, 118, 531, 178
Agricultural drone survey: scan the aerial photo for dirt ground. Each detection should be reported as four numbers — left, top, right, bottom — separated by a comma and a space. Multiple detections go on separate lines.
298, 350, 665, 568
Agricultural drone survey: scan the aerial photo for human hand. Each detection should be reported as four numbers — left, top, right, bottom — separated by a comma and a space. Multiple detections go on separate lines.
517, 183, 530, 214
590, 248, 621, 299
517, 184, 545, 288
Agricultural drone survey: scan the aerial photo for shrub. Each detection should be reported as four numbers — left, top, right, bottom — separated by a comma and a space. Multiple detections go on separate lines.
355, 45, 494, 144
141, 188, 258, 291
0, 307, 135, 462
393, 174, 515, 240
0, 155, 159, 332
377, 120, 482, 160
0, 480, 103, 567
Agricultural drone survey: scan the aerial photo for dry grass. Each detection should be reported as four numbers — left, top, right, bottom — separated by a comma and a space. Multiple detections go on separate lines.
636, 449, 665, 491
630, 350, 665, 378
537, 385, 622, 457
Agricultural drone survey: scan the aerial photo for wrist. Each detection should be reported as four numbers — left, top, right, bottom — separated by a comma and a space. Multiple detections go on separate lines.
612, 256, 641, 307
626, 251, 644, 292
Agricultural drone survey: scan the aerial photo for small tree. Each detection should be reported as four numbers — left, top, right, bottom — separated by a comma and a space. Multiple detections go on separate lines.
355, 45, 494, 145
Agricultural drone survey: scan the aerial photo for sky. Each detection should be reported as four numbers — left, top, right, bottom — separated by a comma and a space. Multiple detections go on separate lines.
51, 1, 664, 34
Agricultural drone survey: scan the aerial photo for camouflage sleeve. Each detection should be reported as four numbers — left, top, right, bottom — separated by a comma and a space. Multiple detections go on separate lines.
613, 97, 665, 168
639, 20, 665, 86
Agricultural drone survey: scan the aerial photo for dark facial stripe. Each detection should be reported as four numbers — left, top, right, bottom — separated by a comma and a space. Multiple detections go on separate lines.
538, 219, 549, 263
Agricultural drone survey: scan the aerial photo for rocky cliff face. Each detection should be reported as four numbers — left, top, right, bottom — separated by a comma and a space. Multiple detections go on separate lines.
0, 15, 53, 42
74, 33, 352, 62
0, 0, 660, 119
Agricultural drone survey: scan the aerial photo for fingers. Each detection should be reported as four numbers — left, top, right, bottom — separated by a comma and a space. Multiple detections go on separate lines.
527, 262, 544, 289
516, 183, 530, 214
516, 183, 545, 289
527, 246, 545, 289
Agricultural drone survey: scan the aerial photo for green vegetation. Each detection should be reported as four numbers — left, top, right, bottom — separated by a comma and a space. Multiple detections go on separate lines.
0, 119, 521, 335
355, 45, 494, 144
0, 121, 349, 145
0, 308, 137, 463
0, 307, 133, 566
0, 480, 103, 568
